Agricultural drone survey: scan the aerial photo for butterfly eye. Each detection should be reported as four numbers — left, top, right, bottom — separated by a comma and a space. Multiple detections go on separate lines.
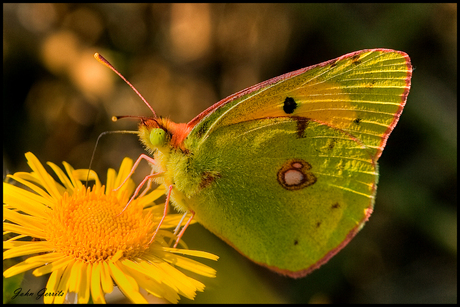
149, 128, 166, 146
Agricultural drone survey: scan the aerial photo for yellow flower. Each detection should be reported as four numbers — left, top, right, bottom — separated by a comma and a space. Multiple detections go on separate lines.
3, 152, 218, 304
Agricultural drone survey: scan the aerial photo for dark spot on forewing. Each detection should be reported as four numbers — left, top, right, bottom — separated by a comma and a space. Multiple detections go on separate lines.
283, 97, 297, 114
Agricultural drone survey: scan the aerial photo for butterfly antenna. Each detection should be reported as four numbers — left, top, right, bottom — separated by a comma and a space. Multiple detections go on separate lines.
112, 115, 162, 128
85, 130, 140, 188
112, 115, 151, 122
94, 53, 157, 118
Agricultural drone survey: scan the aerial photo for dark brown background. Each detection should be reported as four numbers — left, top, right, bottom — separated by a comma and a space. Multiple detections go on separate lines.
3, 3, 456, 303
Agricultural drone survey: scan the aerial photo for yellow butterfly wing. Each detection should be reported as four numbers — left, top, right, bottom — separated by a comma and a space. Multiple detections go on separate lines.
165, 49, 411, 277
187, 49, 412, 160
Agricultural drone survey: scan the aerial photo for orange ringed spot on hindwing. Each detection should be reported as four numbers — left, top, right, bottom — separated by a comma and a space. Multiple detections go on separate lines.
277, 159, 317, 190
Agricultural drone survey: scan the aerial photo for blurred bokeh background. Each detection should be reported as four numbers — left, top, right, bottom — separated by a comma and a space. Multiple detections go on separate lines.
3, 3, 456, 303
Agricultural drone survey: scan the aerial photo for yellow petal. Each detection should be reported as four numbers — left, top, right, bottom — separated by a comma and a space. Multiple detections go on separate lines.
62, 161, 84, 191
90, 263, 106, 304
3, 208, 47, 236
162, 253, 217, 277
68, 260, 83, 293
3, 241, 51, 259
77, 263, 91, 304
47, 161, 77, 192
54, 263, 73, 304
44, 267, 66, 304
32, 256, 74, 276
2, 224, 46, 243
101, 261, 114, 294
3, 259, 47, 278
106, 168, 116, 192
137, 185, 166, 207
73, 169, 101, 189
25, 152, 62, 200
4, 178, 57, 209
108, 261, 147, 303
161, 246, 219, 261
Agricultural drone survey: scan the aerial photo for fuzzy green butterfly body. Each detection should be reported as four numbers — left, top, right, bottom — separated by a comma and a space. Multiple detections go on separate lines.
137, 49, 412, 277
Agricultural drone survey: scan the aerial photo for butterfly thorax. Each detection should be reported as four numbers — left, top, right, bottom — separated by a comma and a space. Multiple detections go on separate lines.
138, 117, 197, 213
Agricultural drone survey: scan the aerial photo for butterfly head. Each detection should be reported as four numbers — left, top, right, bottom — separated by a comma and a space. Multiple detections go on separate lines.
139, 117, 191, 154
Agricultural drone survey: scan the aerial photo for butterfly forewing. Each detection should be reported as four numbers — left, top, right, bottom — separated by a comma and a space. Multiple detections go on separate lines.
186, 49, 411, 161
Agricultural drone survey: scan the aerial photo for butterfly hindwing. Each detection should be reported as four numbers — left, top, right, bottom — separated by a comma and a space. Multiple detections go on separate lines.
172, 116, 377, 276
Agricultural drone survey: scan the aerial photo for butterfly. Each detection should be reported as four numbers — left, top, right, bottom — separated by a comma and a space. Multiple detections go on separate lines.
96, 49, 412, 277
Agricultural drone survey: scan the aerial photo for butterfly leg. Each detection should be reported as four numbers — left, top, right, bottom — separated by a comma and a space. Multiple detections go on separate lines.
173, 211, 195, 248
166, 212, 187, 246
148, 185, 173, 244
114, 154, 158, 192
173, 212, 189, 235
118, 171, 164, 215
138, 168, 155, 198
